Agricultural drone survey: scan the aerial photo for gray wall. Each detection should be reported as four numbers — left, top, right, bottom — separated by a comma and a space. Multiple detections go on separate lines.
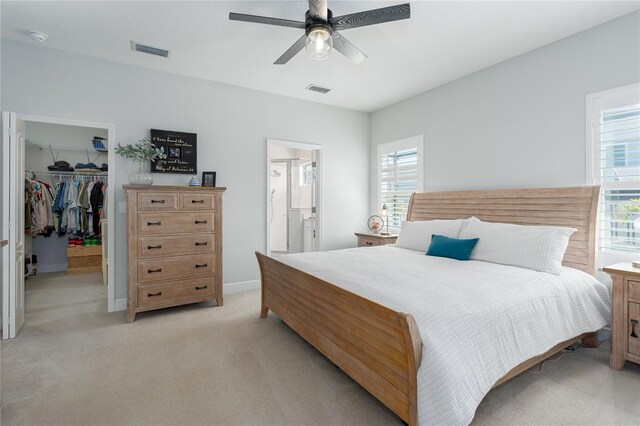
369, 11, 640, 212
1, 39, 370, 301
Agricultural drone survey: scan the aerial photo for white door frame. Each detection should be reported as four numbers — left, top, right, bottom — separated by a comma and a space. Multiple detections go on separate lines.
2, 112, 117, 330
266, 139, 322, 256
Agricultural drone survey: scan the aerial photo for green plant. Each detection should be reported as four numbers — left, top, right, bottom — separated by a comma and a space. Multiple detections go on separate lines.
115, 138, 167, 162
615, 198, 640, 221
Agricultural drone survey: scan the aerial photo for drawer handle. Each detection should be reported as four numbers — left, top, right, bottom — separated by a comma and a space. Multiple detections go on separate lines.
195, 220, 208, 224
195, 263, 208, 268
148, 291, 162, 297
192, 199, 205, 204
632, 319, 638, 338
148, 268, 162, 273
147, 221, 162, 226
147, 245, 162, 250
195, 242, 208, 246
365, 242, 373, 246
195, 285, 208, 290
151, 199, 166, 204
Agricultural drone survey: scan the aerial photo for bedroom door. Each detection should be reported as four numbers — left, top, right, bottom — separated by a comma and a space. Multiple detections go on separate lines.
2, 111, 26, 339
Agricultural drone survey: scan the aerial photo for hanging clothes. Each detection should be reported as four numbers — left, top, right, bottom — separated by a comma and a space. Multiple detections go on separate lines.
90, 181, 104, 235
78, 181, 90, 234
67, 180, 78, 234
24, 174, 107, 238
24, 178, 56, 236
53, 181, 67, 236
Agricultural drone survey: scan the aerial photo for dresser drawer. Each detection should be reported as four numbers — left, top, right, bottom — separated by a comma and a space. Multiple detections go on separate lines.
138, 234, 214, 258
137, 254, 214, 283
137, 277, 215, 309
179, 192, 215, 211
629, 302, 640, 356
358, 238, 383, 247
137, 212, 215, 235
137, 192, 178, 211
629, 280, 640, 303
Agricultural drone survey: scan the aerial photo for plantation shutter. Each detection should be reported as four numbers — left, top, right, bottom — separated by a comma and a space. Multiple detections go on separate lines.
590, 84, 640, 254
378, 136, 424, 230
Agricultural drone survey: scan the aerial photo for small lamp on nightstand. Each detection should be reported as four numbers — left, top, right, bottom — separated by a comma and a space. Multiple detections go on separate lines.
633, 217, 640, 268
380, 204, 390, 236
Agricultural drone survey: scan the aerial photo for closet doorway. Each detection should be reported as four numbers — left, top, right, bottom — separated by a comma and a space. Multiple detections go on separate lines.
266, 139, 322, 256
2, 112, 115, 339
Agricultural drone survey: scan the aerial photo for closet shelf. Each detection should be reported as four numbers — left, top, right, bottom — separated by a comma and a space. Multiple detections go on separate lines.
26, 140, 106, 153
29, 170, 108, 177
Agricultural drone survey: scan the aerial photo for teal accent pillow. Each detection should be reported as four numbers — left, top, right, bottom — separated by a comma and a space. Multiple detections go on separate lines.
426, 234, 479, 261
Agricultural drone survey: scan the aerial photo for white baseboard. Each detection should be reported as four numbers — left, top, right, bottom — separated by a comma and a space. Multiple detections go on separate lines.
112, 280, 259, 312
224, 279, 260, 294
114, 298, 127, 312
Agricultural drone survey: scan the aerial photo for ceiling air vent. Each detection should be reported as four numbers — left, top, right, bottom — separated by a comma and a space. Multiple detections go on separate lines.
131, 41, 170, 58
306, 84, 331, 94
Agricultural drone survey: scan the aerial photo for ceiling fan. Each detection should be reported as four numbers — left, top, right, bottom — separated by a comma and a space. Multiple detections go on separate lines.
229, 1, 410, 65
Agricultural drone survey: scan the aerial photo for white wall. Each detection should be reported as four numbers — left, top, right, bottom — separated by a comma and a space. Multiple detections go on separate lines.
25, 122, 108, 173
1, 39, 370, 301
369, 11, 640, 213
25, 122, 108, 273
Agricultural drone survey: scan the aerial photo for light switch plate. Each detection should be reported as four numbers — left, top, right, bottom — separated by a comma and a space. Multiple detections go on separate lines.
119, 201, 127, 214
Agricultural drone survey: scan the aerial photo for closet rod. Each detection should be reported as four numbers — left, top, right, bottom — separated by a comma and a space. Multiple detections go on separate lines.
29, 170, 108, 177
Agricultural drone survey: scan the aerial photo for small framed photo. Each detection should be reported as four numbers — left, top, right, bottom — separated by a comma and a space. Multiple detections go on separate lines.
367, 215, 384, 234
202, 171, 216, 187
168, 146, 182, 159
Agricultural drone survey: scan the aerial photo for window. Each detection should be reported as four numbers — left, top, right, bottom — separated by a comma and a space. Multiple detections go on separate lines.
587, 83, 640, 257
378, 135, 424, 230
300, 162, 313, 186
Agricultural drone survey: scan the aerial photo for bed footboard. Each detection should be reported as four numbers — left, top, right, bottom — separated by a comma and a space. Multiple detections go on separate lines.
256, 252, 422, 425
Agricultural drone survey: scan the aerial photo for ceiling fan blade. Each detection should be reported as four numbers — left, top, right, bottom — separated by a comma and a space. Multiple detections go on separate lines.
229, 12, 306, 29
308, 0, 328, 21
274, 35, 307, 65
332, 32, 367, 64
330, 3, 410, 31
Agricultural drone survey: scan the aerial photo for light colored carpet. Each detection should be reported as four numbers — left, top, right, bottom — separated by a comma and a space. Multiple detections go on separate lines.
2, 272, 639, 425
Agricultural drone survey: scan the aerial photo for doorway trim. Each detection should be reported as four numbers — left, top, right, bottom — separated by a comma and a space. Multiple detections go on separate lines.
3, 113, 116, 324
266, 139, 322, 257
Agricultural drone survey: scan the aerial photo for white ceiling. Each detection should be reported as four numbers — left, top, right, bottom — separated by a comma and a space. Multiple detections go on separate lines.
2, 1, 638, 112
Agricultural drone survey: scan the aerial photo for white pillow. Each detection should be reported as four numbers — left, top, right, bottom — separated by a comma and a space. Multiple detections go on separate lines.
459, 217, 576, 274
395, 219, 467, 252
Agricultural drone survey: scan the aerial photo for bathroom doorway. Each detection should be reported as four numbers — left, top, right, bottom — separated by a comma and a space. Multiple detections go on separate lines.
266, 139, 321, 256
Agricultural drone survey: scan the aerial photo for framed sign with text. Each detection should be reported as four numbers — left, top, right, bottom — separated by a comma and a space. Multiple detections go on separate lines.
150, 129, 197, 174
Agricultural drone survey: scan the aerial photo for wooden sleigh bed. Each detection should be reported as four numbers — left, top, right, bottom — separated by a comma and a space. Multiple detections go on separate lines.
255, 186, 601, 425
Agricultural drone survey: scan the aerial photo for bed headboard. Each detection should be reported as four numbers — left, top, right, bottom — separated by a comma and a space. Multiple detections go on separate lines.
406, 186, 601, 276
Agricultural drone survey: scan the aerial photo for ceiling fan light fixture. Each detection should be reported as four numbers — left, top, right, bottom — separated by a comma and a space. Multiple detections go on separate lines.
229, 1, 411, 65
306, 27, 332, 60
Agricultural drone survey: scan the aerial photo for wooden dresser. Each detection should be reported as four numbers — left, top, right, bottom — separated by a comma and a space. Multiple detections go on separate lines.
603, 262, 640, 369
124, 185, 226, 322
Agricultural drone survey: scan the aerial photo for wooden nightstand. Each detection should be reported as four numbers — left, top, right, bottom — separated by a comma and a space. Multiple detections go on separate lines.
603, 262, 640, 370
355, 233, 398, 247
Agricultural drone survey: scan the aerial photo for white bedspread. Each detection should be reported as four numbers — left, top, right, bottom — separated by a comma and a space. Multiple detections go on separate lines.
277, 246, 610, 425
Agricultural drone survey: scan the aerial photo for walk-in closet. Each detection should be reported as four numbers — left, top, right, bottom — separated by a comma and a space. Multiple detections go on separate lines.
23, 121, 109, 329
